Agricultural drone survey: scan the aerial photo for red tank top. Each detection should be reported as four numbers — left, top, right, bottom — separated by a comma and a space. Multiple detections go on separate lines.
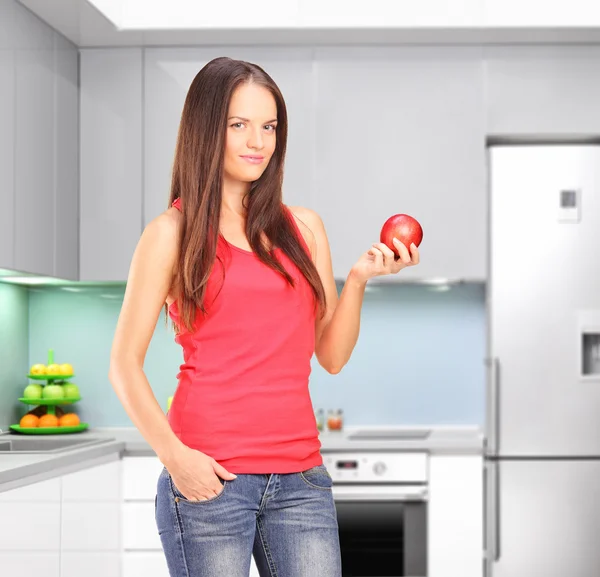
167, 197, 323, 473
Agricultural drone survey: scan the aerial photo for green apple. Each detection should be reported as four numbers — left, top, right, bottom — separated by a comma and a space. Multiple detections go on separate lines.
42, 384, 64, 399
23, 384, 43, 399
62, 383, 80, 399
167, 396, 173, 411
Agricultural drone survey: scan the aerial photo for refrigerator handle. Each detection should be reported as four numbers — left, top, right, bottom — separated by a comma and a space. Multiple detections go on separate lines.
485, 461, 501, 570
493, 461, 501, 561
485, 357, 500, 455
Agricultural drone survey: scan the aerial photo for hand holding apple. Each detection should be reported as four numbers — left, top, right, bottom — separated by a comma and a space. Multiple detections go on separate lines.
380, 214, 423, 257
349, 214, 421, 284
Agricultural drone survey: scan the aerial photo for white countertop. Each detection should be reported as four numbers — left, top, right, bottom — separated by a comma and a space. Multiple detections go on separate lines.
0, 424, 483, 492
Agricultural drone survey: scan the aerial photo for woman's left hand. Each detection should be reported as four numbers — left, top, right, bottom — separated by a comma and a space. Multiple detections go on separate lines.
349, 238, 420, 284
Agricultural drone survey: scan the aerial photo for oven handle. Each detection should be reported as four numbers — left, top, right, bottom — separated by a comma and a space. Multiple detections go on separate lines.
332, 484, 428, 501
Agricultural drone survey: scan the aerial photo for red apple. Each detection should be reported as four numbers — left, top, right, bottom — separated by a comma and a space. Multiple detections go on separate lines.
380, 214, 423, 257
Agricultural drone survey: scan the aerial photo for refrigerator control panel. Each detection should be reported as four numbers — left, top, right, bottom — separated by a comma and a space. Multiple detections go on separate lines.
558, 188, 581, 223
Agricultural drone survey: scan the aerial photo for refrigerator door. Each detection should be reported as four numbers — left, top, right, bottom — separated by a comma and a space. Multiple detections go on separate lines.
484, 459, 600, 577
489, 145, 600, 456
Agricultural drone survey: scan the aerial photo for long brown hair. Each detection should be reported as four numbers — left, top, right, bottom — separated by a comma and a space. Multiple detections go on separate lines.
166, 57, 326, 333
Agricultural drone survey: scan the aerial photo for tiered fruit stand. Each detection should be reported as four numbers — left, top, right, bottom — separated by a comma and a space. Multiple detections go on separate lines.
10, 349, 88, 434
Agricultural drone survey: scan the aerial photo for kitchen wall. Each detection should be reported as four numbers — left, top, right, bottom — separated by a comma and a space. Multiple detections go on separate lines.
0, 282, 29, 431
1, 281, 485, 429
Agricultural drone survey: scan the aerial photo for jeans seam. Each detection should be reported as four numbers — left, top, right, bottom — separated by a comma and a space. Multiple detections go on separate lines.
171, 487, 191, 577
299, 472, 333, 491
256, 515, 278, 577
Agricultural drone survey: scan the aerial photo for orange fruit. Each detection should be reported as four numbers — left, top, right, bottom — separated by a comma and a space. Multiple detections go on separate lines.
20, 414, 39, 428
58, 413, 80, 427
38, 414, 59, 428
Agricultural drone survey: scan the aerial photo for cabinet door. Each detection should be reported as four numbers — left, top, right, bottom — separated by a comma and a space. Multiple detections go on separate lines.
314, 47, 486, 281
53, 33, 79, 281
80, 48, 143, 281
143, 47, 315, 225
13, 5, 55, 277
485, 46, 600, 136
0, 0, 15, 270
61, 460, 122, 577
0, 477, 61, 577
428, 455, 483, 577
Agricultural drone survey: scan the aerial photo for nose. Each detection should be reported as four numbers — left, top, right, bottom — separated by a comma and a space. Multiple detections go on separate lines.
246, 126, 264, 151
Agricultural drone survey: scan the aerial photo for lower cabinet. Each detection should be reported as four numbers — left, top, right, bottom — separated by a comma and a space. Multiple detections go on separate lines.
122, 455, 261, 577
0, 477, 61, 577
0, 458, 121, 577
0, 451, 482, 577
61, 459, 122, 577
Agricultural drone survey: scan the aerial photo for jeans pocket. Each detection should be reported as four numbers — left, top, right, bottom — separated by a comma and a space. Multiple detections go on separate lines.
300, 464, 333, 490
168, 472, 227, 504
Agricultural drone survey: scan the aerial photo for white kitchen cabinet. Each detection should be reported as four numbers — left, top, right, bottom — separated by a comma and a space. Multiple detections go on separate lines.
0, 0, 15, 271
60, 459, 122, 577
53, 32, 79, 281
485, 46, 600, 136
80, 48, 143, 281
0, 477, 61, 577
121, 456, 165, 576
143, 47, 316, 225
428, 454, 483, 577
313, 46, 486, 282
123, 551, 170, 577
13, 6, 55, 277
0, 1, 78, 279
122, 455, 165, 500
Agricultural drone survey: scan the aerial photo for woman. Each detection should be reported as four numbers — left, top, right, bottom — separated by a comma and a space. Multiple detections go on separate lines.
109, 56, 419, 577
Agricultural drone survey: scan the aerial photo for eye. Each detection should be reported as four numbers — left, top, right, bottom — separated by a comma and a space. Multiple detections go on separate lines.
231, 122, 245, 129
264, 124, 276, 132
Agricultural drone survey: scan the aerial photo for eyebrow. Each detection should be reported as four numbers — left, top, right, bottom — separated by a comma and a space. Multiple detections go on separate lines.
228, 116, 278, 123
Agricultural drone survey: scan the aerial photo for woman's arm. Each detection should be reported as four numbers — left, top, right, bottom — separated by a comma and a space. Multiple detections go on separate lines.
291, 207, 419, 374
108, 209, 187, 466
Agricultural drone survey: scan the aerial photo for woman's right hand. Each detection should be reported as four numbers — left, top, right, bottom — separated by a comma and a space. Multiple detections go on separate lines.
165, 445, 237, 501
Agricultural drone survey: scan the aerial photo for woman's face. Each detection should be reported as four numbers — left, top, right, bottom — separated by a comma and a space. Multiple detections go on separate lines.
223, 82, 278, 187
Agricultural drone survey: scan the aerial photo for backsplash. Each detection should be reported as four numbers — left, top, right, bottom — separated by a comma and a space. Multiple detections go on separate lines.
0, 282, 29, 431
2, 282, 486, 429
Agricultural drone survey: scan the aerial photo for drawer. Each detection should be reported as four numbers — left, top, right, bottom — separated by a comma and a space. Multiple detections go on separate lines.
62, 460, 121, 502
122, 502, 162, 550
122, 456, 164, 500
62, 502, 121, 551
123, 552, 170, 577
0, 503, 60, 550
0, 552, 59, 577
61, 552, 121, 577
0, 477, 61, 501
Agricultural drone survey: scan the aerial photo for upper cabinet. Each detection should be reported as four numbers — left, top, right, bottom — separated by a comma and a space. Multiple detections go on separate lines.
485, 46, 600, 136
0, 0, 15, 271
54, 32, 79, 281
143, 47, 316, 225
313, 47, 487, 281
0, 2, 78, 280
80, 48, 143, 282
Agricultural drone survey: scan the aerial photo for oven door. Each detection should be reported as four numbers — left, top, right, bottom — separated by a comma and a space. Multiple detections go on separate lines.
333, 484, 427, 577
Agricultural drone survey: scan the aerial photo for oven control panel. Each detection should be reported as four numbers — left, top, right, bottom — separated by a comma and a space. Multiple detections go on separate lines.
321, 452, 428, 483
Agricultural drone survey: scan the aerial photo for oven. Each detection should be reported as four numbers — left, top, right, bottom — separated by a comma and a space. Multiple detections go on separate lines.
323, 452, 428, 577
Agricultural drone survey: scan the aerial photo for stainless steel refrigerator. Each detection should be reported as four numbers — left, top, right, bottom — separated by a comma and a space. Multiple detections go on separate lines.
485, 144, 600, 577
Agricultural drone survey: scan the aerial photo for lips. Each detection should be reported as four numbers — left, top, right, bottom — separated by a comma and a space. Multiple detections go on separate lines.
240, 155, 264, 160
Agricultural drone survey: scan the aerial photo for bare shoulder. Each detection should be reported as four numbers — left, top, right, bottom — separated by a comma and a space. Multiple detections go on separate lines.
287, 205, 326, 258
144, 207, 181, 247
287, 205, 323, 229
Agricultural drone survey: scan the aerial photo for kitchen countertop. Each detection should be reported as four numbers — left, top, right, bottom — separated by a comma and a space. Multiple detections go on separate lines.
0, 425, 483, 492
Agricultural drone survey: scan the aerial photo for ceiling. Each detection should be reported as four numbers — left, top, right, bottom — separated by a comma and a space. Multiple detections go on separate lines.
16, 0, 600, 47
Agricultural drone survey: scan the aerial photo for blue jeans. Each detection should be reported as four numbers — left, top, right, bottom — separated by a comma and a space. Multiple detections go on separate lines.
155, 464, 342, 576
